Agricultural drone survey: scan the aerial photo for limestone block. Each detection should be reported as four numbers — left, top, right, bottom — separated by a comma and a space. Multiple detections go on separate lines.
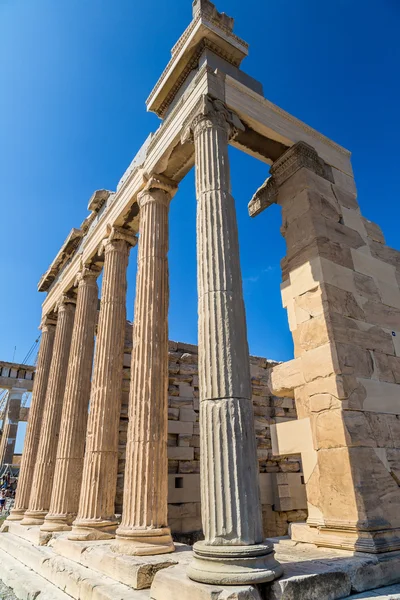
352, 248, 398, 287
268, 358, 304, 397
293, 286, 324, 325
336, 343, 374, 378
180, 408, 198, 422
370, 241, 400, 270
179, 383, 194, 398
168, 474, 200, 503
331, 185, 359, 210
179, 460, 200, 474
314, 410, 378, 450
168, 421, 194, 435
292, 315, 330, 356
323, 283, 365, 320
330, 313, 394, 354
374, 351, 400, 383
361, 378, 400, 414
179, 353, 198, 363
277, 166, 336, 205
317, 446, 400, 530
363, 300, 400, 330
332, 168, 357, 195
301, 343, 337, 382
167, 447, 194, 460
363, 218, 385, 244
354, 272, 382, 302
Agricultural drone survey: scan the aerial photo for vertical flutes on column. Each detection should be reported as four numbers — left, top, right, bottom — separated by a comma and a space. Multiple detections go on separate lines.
42, 263, 100, 532
182, 95, 282, 585
6, 315, 57, 521
113, 174, 177, 556
21, 296, 76, 526
69, 226, 136, 541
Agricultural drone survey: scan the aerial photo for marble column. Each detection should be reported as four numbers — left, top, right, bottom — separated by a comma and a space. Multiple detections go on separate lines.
42, 264, 100, 532
69, 227, 136, 541
0, 387, 25, 466
182, 95, 282, 585
21, 296, 76, 526
113, 175, 177, 556
7, 315, 57, 521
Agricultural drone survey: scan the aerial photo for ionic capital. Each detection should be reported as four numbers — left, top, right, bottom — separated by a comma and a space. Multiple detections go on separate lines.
40, 314, 58, 331
138, 173, 178, 208
270, 141, 334, 188
74, 263, 102, 288
56, 294, 77, 313
181, 94, 244, 143
98, 226, 138, 256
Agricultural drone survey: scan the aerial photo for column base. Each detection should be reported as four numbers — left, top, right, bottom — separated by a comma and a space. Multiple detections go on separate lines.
40, 513, 75, 532
68, 518, 118, 541
6, 508, 26, 522
187, 541, 283, 586
20, 510, 47, 526
291, 522, 400, 553
112, 526, 175, 556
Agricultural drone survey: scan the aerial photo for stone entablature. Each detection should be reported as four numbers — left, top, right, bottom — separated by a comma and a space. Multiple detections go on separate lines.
0, 361, 35, 392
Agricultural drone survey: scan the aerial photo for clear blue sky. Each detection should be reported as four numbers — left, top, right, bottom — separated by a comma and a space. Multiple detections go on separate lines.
1, 0, 399, 450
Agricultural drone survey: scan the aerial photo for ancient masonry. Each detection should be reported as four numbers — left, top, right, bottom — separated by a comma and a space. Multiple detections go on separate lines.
1, 1, 400, 599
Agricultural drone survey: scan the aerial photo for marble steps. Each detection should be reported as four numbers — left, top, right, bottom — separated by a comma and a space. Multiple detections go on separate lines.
0, 545, 70, 600
0, 532, 151, 600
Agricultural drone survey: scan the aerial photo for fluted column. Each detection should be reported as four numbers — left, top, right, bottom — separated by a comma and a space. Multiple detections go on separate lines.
113, 175, 177, 556
182, 95, 282, 585
69, 227, 136, 541
42, 264, 100, 532
21, 296, 76, 526
7, 315, 57, 521
0, 387, 25, 466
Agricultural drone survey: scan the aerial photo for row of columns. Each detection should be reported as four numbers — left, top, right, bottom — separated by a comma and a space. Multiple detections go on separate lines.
7, 95, 281, 585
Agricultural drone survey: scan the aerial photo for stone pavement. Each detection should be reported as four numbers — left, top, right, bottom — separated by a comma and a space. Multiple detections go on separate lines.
348, 585, 400, 598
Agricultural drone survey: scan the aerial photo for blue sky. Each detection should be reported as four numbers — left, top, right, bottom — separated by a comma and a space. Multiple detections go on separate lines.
1, 0, 399, 450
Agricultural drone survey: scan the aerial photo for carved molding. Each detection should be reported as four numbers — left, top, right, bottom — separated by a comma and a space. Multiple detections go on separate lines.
181, 94, 244, 143
56, 294, 77, 312
270, 141, 334, 187
248, 177, 278, 218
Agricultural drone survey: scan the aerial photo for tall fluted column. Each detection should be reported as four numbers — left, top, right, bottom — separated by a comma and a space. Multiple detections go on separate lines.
7, 316, 57, 521
113, 175, 177, 556
21, 296, 76, 526
42, 264, 100, 532
0, 387, 25, 466
69, 227, 136, 541
182, 95, 282, 585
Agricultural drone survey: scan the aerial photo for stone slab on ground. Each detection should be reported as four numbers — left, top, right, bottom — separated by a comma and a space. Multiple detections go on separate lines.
150, 563, 262, 600
50, 534, 185, 589
346, 585, 400, 598
0, 546, 70, 600
0, 531, 149, 600
266, 538, 400, 599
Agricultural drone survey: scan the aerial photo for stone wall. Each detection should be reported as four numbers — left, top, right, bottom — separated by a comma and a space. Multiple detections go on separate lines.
117, 324, 307, 540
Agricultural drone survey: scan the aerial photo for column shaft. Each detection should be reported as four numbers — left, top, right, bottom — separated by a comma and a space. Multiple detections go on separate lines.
114, 177, 176, 555
0, 388, 24, 466
42, 266, 99, 532
7, 317, 56, 521
184, 95, 282, 585
22, 298, 76, 525
69, 229, 136, 540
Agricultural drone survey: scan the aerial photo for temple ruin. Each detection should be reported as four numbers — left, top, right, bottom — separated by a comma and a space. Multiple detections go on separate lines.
1, 1, 400, 599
